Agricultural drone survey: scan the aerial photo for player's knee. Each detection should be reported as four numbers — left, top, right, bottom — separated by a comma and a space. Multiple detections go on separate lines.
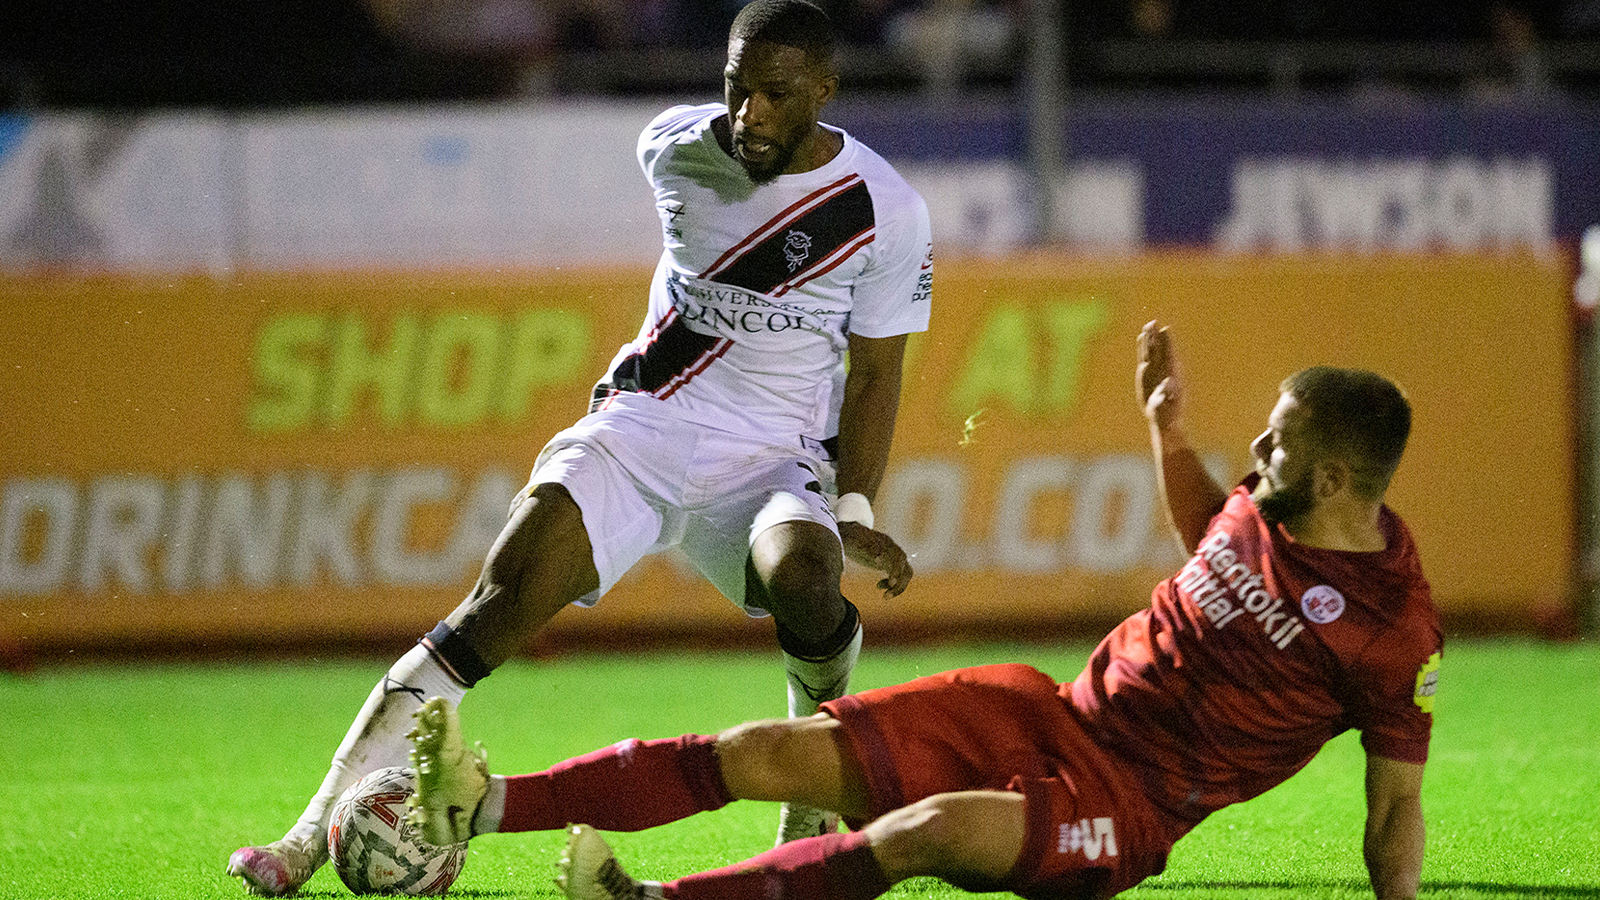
760, 565, 845, 647
750, 523, 842, 618
865, 794, 1019, 882
864, 798, 962, 877
714, 716, 831, 801
763, 552, 834, 604
485, 486, 597, 604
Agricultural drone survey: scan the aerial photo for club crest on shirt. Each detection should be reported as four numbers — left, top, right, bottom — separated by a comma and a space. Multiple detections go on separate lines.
1300, 585, 1346, 624
783, 229, 813, 272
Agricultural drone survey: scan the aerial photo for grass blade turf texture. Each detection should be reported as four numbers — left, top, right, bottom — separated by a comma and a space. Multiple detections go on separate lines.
3, 640, 1596, 899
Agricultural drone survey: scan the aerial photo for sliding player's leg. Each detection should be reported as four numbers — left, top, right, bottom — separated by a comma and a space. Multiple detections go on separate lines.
555, 791, 1026, 900
410, 705, 862, 841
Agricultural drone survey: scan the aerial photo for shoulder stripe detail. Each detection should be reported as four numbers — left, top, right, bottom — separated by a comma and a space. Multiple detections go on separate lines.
700, 174, 876, 283
701, 179, 876, 296
700, 174, 862, 279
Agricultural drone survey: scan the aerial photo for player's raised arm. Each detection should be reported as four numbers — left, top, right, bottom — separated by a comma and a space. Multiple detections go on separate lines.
1137, 321, 1228, 553
835, 331, 913, 598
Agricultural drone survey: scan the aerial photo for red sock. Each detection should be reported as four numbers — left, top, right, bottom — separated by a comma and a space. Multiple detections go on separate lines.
663, 831, 892, 900
498, 734, 731, 833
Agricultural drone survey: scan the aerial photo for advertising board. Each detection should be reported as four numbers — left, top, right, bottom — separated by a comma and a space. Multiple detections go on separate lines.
0, 253, 1572, 655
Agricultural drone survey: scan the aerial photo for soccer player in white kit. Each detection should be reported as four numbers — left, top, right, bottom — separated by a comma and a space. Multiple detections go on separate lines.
227, 1, 933, 894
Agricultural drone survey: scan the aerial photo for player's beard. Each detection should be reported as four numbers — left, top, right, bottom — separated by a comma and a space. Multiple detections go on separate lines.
732, 131, 800, 184
1253, 467, 1317, 527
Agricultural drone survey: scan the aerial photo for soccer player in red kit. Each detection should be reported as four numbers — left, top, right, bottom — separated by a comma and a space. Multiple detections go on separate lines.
404, 320, 1442, 900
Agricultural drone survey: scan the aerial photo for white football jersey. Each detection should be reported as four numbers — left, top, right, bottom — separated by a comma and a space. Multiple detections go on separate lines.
591, 103, 933, 443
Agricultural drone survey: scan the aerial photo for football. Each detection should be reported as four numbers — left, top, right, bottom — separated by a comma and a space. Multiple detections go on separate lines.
327, 766, 469, 896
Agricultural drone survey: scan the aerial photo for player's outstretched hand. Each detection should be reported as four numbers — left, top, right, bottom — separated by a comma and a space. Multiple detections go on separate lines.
840, 521, 913, 599
1137, 320, 1184, 430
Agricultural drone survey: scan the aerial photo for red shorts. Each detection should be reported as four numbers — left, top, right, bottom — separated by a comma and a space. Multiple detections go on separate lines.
822, 664, 1173, 900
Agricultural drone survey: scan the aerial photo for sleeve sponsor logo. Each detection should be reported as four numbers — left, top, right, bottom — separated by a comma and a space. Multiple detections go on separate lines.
1413, 652, 1441, 714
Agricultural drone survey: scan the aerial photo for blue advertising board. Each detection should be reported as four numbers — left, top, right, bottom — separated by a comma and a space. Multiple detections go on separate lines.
835, 96, 1600, 249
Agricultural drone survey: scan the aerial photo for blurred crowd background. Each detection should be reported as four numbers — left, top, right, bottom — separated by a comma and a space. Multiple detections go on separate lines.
4, 0, 1598, 109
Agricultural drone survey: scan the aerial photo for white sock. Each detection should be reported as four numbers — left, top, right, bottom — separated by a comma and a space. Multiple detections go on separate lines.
473, 775, 508, 835
283, 644, 468, 852
782, 622, 863, 718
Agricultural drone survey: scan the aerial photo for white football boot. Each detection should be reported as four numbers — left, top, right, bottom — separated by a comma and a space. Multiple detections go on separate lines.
556, 824, 663, 900
405, 697, 489, 846
225, 838, 320, 897
775, 803, 841, 844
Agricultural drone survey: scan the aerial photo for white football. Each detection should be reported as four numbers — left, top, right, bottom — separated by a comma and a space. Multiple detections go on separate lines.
328, 766, 468, 896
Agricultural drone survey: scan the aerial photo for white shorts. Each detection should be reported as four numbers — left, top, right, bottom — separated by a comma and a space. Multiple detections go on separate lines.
520, 397, 839, 614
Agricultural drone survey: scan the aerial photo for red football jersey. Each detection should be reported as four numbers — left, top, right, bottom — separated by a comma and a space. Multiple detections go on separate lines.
1067, 477, 1442, 831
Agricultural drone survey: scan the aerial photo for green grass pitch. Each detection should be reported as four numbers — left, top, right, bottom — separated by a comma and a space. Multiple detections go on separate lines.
4, 639, 1597, 899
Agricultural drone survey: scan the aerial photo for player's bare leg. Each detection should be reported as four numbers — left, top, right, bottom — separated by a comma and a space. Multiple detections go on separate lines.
747, 519, 859, 844
531, 717, 854, 899
228, 483, 597, 896
859, 791, 1026, 884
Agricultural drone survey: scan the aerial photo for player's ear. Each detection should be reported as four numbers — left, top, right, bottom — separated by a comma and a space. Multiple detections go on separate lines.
1314, 458, 1349, 499
813, 68, 838, 108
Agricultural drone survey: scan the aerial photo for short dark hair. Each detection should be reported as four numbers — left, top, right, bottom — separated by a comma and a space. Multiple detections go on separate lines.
1281, 366, 1412, 499
730, 0, 835, 68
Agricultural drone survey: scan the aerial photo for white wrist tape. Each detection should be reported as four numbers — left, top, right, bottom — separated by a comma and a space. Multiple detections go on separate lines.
834, 492, 875, 530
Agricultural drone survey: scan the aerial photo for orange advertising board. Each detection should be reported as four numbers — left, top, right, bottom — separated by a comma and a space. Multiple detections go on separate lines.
0, 253, 1574, 655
